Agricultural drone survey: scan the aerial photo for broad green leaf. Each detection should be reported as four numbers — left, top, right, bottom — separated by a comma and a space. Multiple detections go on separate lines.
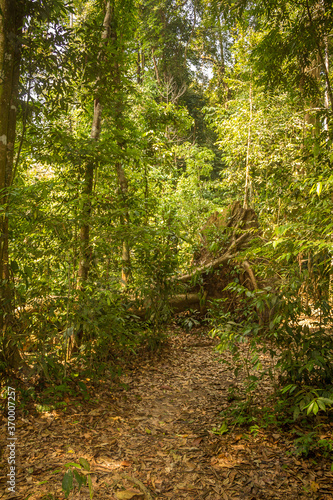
65, 462, 81, 469
87, 474, 93, 499
293, 407, 300, 420
317, 400, 326, 411
62, 470, 73, 498
318, 397, 333, 405
79, 457, 90, 471
73, 469, 86, 491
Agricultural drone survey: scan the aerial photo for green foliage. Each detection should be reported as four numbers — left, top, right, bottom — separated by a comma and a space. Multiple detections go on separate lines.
281, 384, 333, 420
176, 309, 201, 331
211, 421, 229, 435
3, 3, 333, 473
202, 2, 333, 451
62, 458, 93, 499
292, 430, 333, 463
210, 283, 266, 394
210, 249, 333, 424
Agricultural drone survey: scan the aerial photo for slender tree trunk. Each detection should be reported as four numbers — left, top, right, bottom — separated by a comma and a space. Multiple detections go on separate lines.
301, 54, 321, 158
77, 2, 111, 285
217, 15, 225, 76
0, 0, 23, 328
116, 160, 131, 285
304, 55, 320, 133
113, 32, 131, 285
184, 4, 196, 66
306, 0, 333, 113
78, 1, 131, 287
114, 86, 131, 287
136, 45, 142, 84
324, 35, 330, 132
0, 0, 24, 368
243, 80, 252, 209
152, 49, 161, 85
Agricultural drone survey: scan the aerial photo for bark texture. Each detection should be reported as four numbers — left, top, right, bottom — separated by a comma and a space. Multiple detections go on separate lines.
0, 0, 24, 365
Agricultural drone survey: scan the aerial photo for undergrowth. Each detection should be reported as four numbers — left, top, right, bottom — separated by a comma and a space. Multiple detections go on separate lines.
208, 272, 333, 461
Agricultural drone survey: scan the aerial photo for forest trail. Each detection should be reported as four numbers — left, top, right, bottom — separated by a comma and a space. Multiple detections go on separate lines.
2, 328, 333, 500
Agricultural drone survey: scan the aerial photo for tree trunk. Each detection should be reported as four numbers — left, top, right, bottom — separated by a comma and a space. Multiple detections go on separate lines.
116, 161, 131, 285
77, 3, 111, 285
303, 54, 320, 134
305, 0, 333, 114
152, 48, 161, 85
112, 18, 131, 286
77, 98, 101, 284
0, 0, 24, 365
323, 34, 330, 132
243, 79, 252, 209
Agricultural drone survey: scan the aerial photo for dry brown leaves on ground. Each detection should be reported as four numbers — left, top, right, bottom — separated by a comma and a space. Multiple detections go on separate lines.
1, 327, 333, 500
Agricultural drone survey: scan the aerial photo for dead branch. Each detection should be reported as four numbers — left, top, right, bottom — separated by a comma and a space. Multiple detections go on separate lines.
178, 231, 250, 283
242, 260, 258, 290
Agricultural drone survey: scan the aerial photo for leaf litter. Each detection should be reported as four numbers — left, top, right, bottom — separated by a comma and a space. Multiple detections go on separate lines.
1, 326, 333, 499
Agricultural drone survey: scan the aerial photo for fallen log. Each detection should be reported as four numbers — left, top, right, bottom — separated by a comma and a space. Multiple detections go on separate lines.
170, 202, 262, 314
129, 206, 260, 318
177, 253, 235, 283
169, 293, 201, 312
178, 232, 251, 283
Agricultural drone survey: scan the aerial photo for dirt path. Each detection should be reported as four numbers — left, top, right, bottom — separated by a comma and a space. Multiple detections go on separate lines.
1, 328, 333, 499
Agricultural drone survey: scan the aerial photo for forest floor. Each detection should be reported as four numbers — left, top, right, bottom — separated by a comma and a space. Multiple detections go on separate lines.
1, 326, 333, 500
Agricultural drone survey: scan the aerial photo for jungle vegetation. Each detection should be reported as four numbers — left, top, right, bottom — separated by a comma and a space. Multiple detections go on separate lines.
1, 0, 333, 434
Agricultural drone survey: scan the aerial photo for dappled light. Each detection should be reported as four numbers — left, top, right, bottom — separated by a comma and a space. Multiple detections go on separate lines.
0, 0, 333, 498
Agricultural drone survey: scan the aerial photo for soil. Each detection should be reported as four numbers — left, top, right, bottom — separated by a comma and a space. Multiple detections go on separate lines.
1, 327, 333, 500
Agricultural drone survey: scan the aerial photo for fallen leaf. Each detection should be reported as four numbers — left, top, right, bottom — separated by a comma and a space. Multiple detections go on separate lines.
111, 473, 123, 481
93, 442, 111, 448
229, 471, 237, 484
212, 453, 243, 468
310, 481, 320, 492
115, 489, 143, 499
120, 460, 131, 467
88, 410, 101, 416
